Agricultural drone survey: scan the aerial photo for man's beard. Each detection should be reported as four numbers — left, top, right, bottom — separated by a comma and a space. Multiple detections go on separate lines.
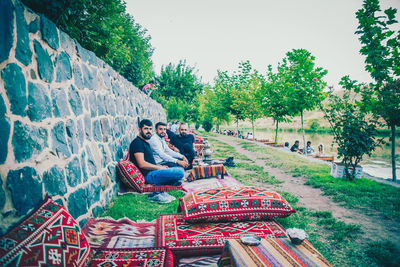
141, 132, 152, 140
157, 132, 166, 138
180, 132, 187, 137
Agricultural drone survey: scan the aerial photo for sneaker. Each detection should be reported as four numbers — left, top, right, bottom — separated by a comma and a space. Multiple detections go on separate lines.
159, 192, 176, 202
148, 192, 172, 204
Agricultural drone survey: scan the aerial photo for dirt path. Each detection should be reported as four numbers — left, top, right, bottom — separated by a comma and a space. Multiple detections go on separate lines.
212, 135, 400, 246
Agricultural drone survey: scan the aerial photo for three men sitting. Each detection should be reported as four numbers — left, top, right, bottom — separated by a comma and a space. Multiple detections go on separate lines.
129, 119, 185, 203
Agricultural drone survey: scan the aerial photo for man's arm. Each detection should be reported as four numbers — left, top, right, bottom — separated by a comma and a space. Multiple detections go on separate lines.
149, 137, 178, 163
134, 152, 167, 170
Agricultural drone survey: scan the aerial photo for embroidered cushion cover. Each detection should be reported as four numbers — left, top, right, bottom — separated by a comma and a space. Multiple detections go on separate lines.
0, 196, 91, 266
180, 186, 296, 223
117, 160, 145, 192
88, 247, 174, 267
155, 214, 286, 257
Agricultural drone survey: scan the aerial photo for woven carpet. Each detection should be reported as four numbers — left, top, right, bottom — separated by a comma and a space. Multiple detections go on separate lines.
155, 214, 286, 257
178, 255, 219, 266
218, 238, 332, 267
182, 175, 242, 194
89, 247, 174, 267
82, 218, 155, 249
188, 164, 227, 182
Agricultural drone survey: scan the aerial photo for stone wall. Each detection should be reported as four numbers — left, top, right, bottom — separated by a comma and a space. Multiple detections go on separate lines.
0, 0, 166, 234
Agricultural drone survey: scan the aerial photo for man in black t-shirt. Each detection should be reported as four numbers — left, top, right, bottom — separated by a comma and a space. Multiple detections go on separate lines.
290, 140, 300, 153
170, 123, 196, 166
129, 119, 184, 185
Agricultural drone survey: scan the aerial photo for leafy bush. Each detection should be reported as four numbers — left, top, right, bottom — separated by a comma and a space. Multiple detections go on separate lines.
202, 120, 213, 132
309, 119, 320, 131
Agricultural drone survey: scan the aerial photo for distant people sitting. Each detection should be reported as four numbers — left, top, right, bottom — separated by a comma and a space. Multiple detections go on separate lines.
170, 121, 179, 134
170, 123, 196, 167
303, 141, 315, 155
142, 80, 157, 96
290, 140, 300, 153
129, 119, 184, 202
247, 132, 254, 140
282, 142, 291, 151
318, 144, 324, 155
149, 122, 189, 168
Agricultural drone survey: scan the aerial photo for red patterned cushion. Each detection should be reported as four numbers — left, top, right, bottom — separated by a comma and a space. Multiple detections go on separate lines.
0, 196, 90, 266
155, 214, 286, 258
179, 186, 296, 223
117, 160, 145, 192
88, 247, 174, 267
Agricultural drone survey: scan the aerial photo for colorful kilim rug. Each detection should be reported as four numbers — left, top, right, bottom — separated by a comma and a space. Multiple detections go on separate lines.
0, 196, 90, 266
82, 218, 155, 249
88, 247, 174, 267
218, 238, 332, 267
119, 183, 186, 195
194, 144, 204, 157
155, 214, 286, 258
182, 175, 242, 194
178, 254, 219, 267
188, 164, 227, 182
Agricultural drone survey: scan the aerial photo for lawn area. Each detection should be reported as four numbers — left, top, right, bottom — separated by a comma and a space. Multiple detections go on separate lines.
102, 133, 400, 266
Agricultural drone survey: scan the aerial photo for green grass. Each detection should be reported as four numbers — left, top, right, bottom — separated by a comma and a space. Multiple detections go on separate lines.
236, 142, 400, 222
102, 190, 185, 221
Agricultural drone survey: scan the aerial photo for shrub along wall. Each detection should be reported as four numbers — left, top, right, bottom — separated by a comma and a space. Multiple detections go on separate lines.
0, 0, 166, 234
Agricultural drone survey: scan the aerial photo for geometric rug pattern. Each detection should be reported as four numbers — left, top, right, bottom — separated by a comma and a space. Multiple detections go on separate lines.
182, 175, 242, 194
82, 218, 155, 249
155, 214, 286, 257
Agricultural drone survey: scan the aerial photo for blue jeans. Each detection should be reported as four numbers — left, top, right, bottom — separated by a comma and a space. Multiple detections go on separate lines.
145, 167, 184, 185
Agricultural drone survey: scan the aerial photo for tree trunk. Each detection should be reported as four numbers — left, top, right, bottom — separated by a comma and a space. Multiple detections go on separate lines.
301, 110, 307, 156
391, 124, 397, 182
236, 115, 239, 138
275, 120, 279, 144
252, 119, 255, 140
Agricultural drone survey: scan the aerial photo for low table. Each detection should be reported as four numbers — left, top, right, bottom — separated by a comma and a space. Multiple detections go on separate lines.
188, 163, 227, 182
218, 238, 332, 267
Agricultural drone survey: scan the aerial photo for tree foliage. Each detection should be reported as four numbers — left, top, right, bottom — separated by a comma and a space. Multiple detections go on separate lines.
355, 0, 400, 181
22, 0, 154, 86
322, 78, 382, 180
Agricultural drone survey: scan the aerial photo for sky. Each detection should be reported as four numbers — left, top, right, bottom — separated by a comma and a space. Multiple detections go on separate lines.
126, 0, 400, 88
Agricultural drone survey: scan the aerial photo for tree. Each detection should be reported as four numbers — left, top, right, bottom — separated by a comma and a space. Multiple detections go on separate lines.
153, 60, 203, 103
259, 65, 293, 143
355, 0, 400, 181
279, 49, 328, 155
322, 78, 382, 180
22, 0, 154, 87
200, 87, 230, 130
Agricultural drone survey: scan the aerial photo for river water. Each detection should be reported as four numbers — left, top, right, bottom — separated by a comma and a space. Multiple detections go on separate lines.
248, 129, 400, 180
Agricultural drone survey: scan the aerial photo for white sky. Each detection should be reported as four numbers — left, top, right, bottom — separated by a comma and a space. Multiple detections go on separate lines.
126, 0, 400, 87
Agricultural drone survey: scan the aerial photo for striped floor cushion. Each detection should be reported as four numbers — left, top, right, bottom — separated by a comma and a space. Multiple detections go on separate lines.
187, 164, 227, 182
155, 214, 286, 258
218, 238, 332, 267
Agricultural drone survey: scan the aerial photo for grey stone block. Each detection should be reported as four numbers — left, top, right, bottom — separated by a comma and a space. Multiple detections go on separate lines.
89, 92, 97, 117
82, 64, 97, 90
81, 151, 88, 182
27, 82, 52, 122
12, 121, 48, 162
92, 120, 102, 142
86, 177, 101, 207
100, 118, 112, 142
0, 0, 14, 63
51, 122, 71, 158
86, 146, 97, 176
15, 2, 32, 66
34, 40, 53, 83
65, 157, 82, 187
40, 15, 59, 50
84, 114, 92, 140
55, 52, 72, 82
73, 64, 85, 89
2, 63, 27, 116
60, 31, 75, 56
76, 119, 84, 145
66, 119, 79, 154
42, 165, 67, 196
29, 18, 39, 33
0, 117, 10, 164
6, 167, 43, 216
68, 85, 83, 116
96, 95, 105, 116
51, 87, 70, 118
67, 188, 87, 219
0, 179, 6, 211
